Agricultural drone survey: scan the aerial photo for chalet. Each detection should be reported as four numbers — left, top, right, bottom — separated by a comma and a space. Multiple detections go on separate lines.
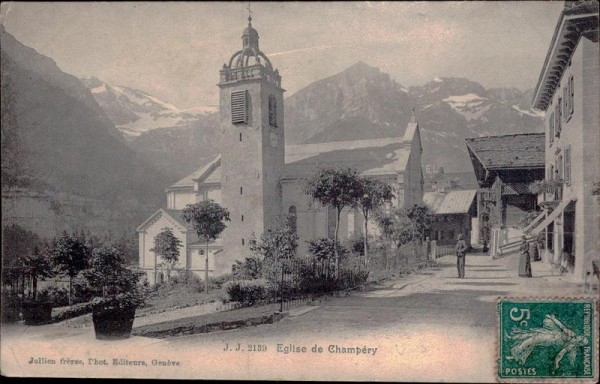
465, 133, 546, 249
424, 189, 477, 246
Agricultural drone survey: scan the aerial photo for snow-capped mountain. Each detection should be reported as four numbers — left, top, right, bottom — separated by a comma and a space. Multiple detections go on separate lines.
81, 77, 217, 139
285, 66, 544, 171
127, 62, 545, 181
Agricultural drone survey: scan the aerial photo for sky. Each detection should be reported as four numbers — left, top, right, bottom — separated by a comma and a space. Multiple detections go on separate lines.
0, 1, 564, 109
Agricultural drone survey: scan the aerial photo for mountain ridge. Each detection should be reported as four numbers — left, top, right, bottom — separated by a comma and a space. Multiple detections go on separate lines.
1, 26, 168, 237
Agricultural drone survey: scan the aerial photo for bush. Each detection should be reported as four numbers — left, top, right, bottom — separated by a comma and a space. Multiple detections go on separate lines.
41, 286, 70, 307
208, 274, 232, 290
225, 279, 268, 306
40, 278, 94, 307
307, 238, 348, 261
169, 269, 203, 287
232, 257, 263, 280
335, 270, 369, 290
52, 302, 94, 322
296, 263, 336, 294
346, 234, 368, 256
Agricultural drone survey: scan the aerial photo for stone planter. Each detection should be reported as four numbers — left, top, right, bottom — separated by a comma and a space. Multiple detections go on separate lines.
1, 294, 21, 323
92, 306, 136, 340
21, 301, 53, 325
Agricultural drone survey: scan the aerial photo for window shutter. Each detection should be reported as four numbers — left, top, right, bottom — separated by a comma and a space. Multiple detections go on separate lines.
555, 99, 562, 137
231, 90, 247, 124
569, 75, 574, 115
563, 86, 568, 119
549, 112, 555, 145
564, 144, 572, 186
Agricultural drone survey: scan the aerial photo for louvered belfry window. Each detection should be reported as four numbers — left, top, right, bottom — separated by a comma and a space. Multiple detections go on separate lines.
268, 95, 277, 127
231, 90, 247, 124
564, 144, 572, 186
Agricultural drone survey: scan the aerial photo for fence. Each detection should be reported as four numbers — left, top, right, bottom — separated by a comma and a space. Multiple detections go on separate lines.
229, 242, 431, 311
431, 242, 455, 259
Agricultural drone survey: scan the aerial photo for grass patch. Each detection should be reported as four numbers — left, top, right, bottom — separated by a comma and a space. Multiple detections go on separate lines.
139, 281, 228, 317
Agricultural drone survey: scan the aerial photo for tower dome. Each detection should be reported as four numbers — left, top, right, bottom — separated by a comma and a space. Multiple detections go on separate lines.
227, 16, 273, 70
219, 13, 281, 88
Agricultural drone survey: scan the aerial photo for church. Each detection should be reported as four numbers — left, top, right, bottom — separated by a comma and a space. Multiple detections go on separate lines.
136, 16, 425, 284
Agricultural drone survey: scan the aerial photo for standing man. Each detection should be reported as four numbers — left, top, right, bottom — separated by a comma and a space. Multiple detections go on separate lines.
455, 234, 468, 278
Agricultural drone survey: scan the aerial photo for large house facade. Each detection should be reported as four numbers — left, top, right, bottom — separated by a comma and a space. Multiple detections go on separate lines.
528, 0, 599, 283
137, 17, 424, 283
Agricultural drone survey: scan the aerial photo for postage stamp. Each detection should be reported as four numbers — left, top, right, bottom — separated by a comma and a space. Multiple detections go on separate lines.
498, 298, 597, 381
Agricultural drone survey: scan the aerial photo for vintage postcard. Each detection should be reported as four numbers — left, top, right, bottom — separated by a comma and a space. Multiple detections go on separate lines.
1, 1, 599, 382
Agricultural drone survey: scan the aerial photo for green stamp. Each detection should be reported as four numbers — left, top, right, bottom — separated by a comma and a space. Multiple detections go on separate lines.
498, 299, 596, 379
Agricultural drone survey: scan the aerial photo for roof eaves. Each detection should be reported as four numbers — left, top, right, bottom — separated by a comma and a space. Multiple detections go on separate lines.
532, 7, 599, 110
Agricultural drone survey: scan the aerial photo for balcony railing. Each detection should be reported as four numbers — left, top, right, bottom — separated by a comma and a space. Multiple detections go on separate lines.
530, 180, 564, 203
219, 65, 282, 87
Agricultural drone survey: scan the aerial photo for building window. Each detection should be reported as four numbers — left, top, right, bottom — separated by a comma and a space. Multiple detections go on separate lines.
548, 112, 555, 146
240, 187, 243, 195
240, 133, 242, 142
268, 95, 277, 127
200, 250, 205, 255
242, 238, 245, 246
231, 90, 247, 124
555, 98, 562, 137
241, 215, 244, 222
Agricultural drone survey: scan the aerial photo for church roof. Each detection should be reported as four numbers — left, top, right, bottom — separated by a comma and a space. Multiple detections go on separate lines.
423, 189, 477, 215
136, 208, 191, 232
168, 155, 221, 189
282, 137, 411, 180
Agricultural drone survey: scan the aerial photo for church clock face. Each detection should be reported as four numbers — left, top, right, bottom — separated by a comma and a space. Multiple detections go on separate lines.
270, 132, 278, 148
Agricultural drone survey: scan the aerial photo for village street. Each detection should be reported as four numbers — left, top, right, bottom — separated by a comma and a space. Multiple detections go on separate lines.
151, 252, 588, 381
1, 251, 590, 381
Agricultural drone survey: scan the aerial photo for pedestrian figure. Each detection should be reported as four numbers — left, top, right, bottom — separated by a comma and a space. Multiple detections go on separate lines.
455, 234, 468, 278
519, 235, 532, 277
529, 238, 540, 262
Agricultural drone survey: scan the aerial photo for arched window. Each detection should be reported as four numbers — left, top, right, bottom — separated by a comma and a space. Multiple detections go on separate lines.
268, 95, 277, 127
288, 206, 297, 235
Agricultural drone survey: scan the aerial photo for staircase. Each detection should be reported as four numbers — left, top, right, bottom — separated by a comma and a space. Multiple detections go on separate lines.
494, 227, 530, 258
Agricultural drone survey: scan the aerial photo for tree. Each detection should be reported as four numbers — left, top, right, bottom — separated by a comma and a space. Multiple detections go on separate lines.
250, 215, 299, 280
406, 204, 433, 244
51, 232, 89, 306
355, 177, 394, 259
250, 215, 298, 312
21, 246, 55, 300
307, 238, 347, 278
304, 167, 362, 276
182, 201, 230, 293
150, 228, 183, 282
1, 224, 41, 294
83, 246, 147, 309
375, 204, 432, 248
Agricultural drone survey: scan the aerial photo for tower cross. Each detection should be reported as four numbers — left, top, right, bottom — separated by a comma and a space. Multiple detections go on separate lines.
247, 2, 252, 25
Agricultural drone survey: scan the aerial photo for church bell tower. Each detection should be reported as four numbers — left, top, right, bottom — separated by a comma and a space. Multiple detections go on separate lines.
217, 12, 285, 272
